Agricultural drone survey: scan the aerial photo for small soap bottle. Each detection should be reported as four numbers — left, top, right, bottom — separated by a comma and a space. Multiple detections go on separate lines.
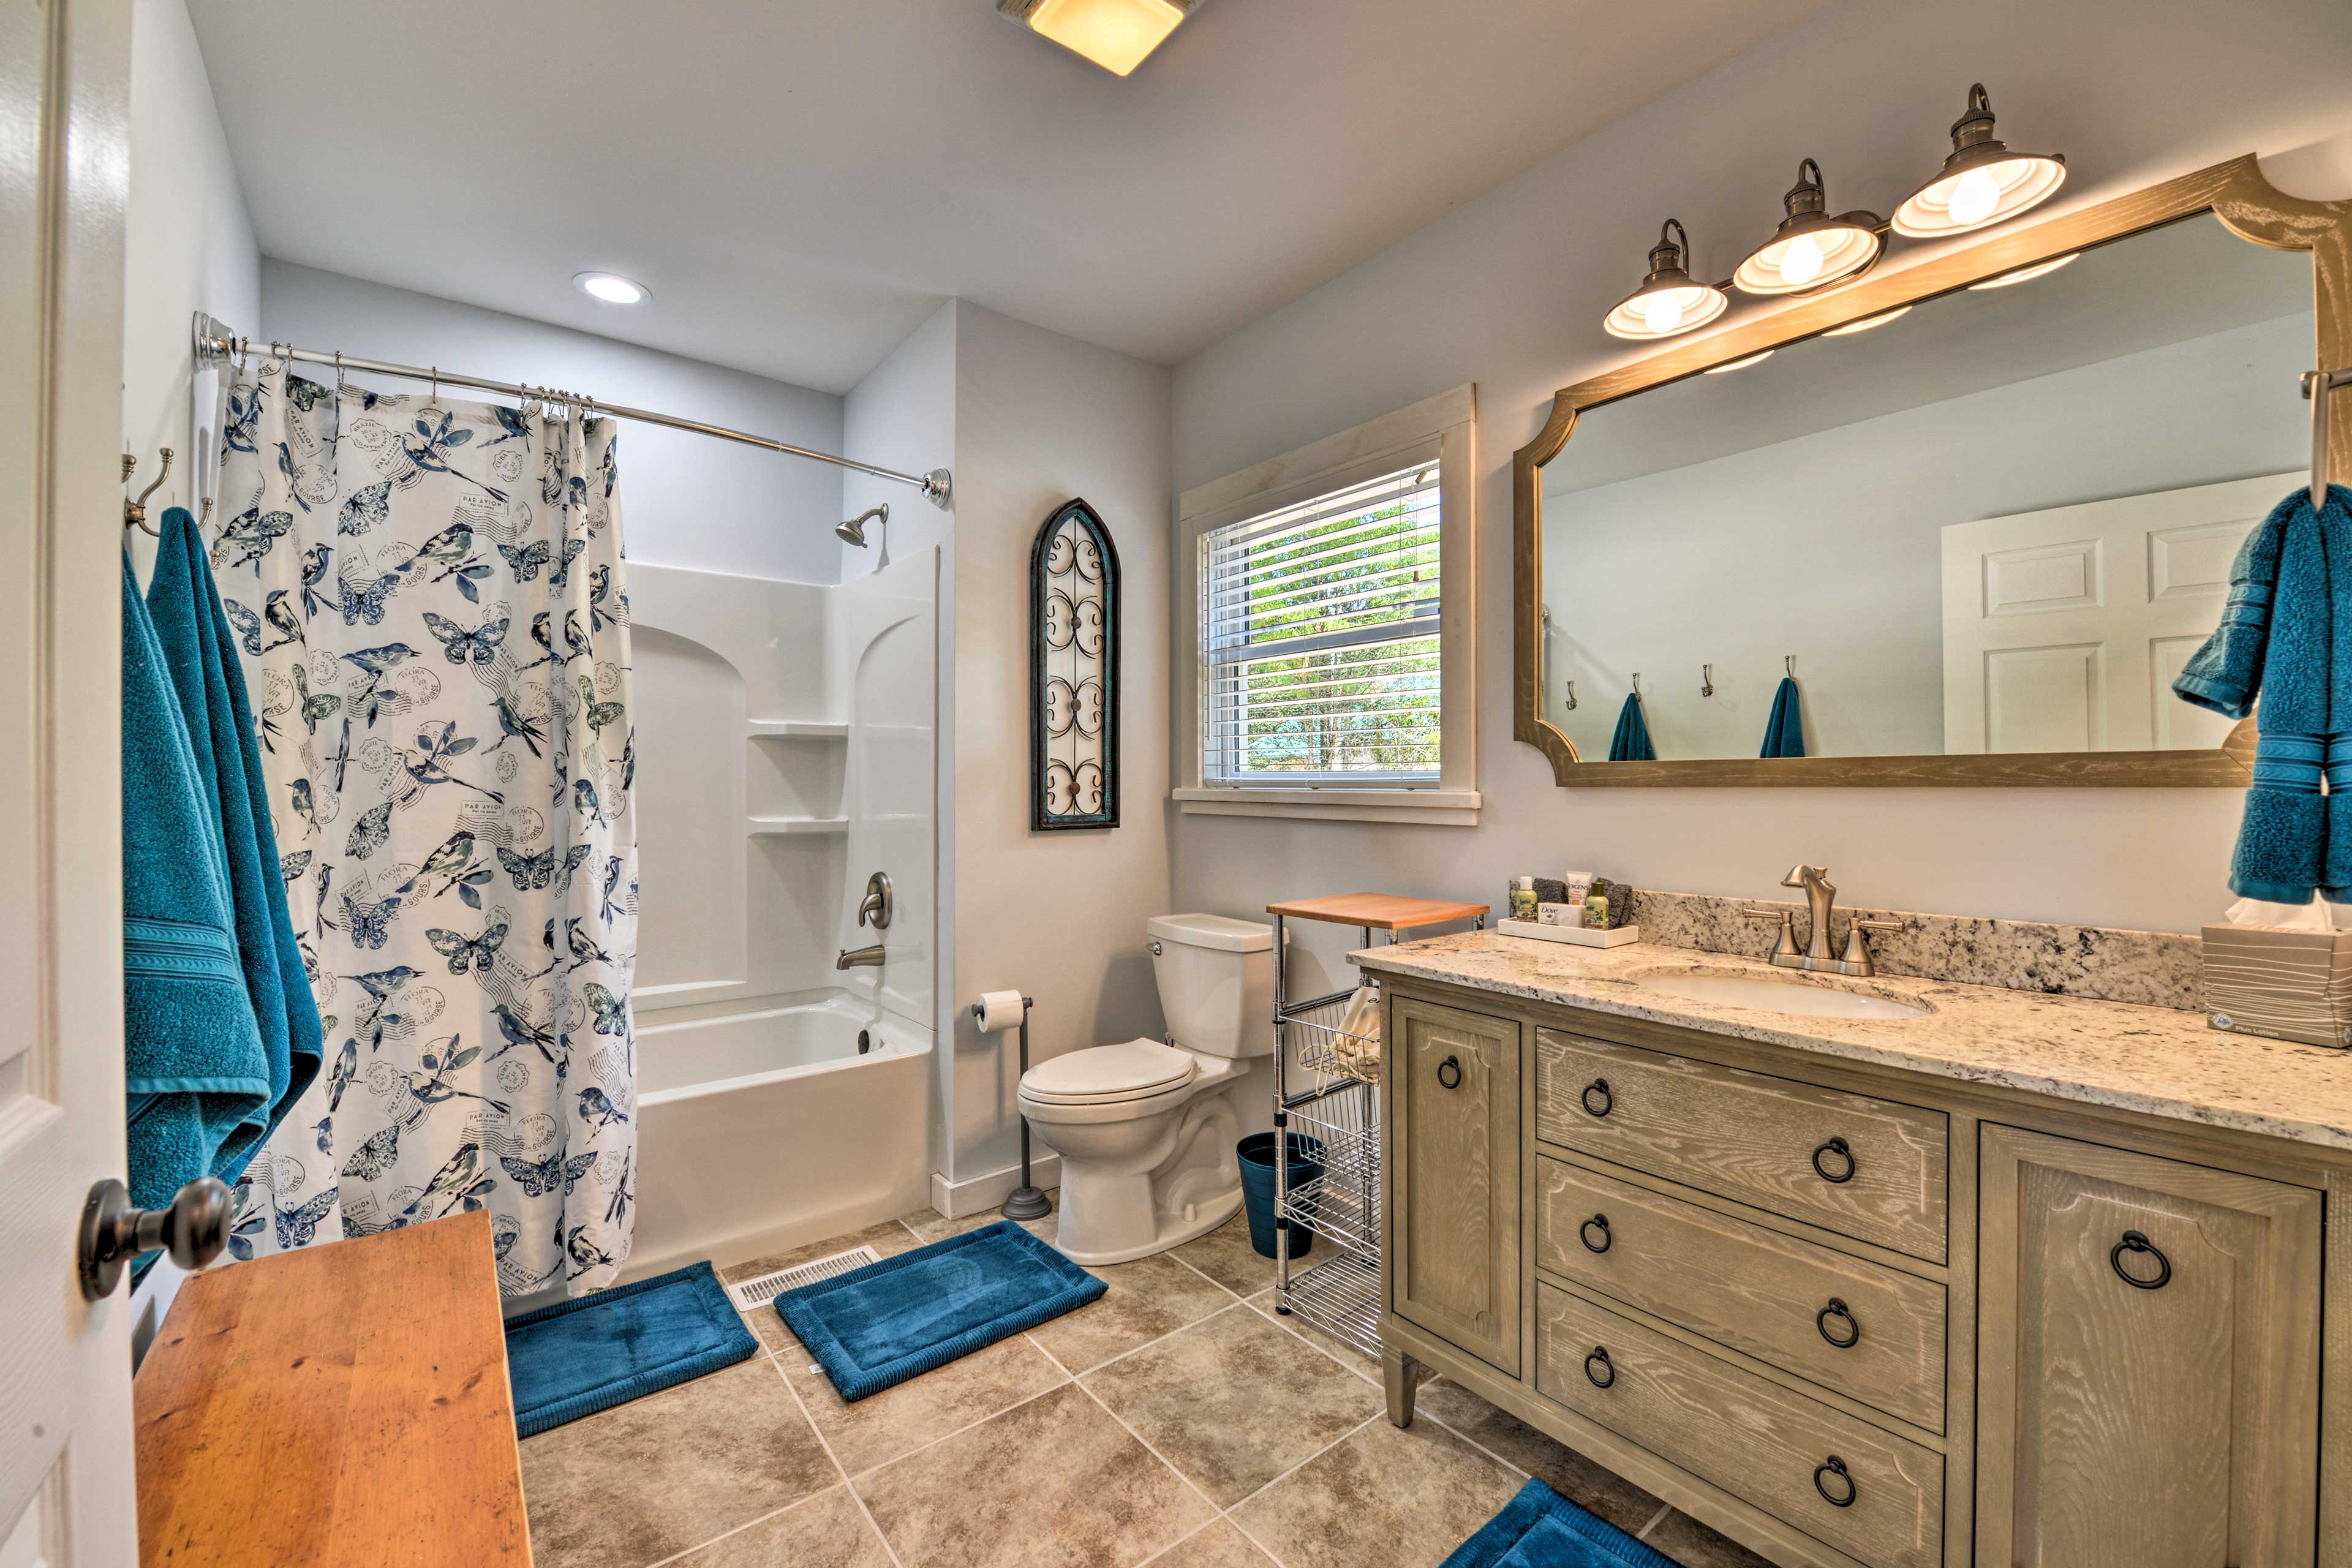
1583, 890, 1610, 930
1509, 876, 1539, 922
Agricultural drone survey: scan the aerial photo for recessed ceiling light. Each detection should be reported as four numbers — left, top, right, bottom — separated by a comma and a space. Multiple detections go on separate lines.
1826, 306, 1912, 336
998, 0, 1197, 77
573, 271, 649, 306
1705, 350, 1776, 374
1969, 252, 2079, 290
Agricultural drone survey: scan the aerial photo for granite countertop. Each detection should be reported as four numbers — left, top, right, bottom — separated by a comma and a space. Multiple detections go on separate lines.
1351, 930, 2352, 1152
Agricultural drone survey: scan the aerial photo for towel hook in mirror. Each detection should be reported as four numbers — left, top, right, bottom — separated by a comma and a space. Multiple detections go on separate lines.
123, 447, 172, 536
2309, 367, 2352, 509
1701, 663, 1714, 698
1786, 654, 1797, 678
1563, 679, 1578, 710
1631, 672, 1644, 699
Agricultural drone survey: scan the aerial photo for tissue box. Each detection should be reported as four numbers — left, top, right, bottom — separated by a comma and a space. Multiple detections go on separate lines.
2201, 924, 2352, 1048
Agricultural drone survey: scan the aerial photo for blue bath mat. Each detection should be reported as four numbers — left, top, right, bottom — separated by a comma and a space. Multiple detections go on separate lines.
1443, 1478, 1681, 1568
504, 1260, 759, 1438
776, 1221, 1106, 1402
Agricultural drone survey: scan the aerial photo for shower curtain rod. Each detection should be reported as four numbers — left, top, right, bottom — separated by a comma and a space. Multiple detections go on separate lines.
190, 311, 952, 510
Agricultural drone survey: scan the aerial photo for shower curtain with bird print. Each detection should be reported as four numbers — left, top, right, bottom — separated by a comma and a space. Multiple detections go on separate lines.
208, 356, 638, 1295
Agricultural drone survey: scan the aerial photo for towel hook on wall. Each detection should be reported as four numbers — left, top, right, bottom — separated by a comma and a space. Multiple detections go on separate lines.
1632, 672, 1644, 699
1786, 654, 1797, 678
123, 448, 172, 537
1563, 679, 1578, 710
2308, 367, 2352, 508
1700, 663, 1714, 698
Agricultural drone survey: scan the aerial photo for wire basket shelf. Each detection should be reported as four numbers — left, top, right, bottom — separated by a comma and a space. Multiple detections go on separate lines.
1281, 1245, 1382, 1358
1281, 990, 1382, 1089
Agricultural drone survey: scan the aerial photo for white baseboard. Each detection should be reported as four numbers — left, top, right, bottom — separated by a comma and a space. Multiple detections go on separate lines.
930, 1153, 1061, 1220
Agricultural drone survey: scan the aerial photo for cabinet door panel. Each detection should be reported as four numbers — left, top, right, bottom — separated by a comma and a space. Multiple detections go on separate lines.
1390, 997, 1521, 1373
1978, 1125, 2321, 1568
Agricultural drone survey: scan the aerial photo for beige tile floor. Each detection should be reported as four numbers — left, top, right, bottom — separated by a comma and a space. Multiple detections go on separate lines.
520, 1206, 1772, 1568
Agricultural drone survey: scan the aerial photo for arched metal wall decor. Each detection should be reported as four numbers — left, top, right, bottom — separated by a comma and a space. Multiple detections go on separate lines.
1031, 498, 1120, 830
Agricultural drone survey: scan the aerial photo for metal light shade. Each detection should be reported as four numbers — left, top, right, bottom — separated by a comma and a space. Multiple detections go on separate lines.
1732, 160, 1884, 295
1891, 84, 2065, 237
1604, 219, 1729, 341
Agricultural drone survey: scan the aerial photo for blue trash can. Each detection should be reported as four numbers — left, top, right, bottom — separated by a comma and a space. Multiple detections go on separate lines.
1237, 1132, 1325, 1260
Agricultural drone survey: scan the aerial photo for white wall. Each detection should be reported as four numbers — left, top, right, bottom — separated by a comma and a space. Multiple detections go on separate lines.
260, 260, 846, 582
122, 0, 256, 572
121, 0, 261, 1355
1544, 314, 2310, 760
941, 302, 1174, 1192
1169, 0, 2352, 968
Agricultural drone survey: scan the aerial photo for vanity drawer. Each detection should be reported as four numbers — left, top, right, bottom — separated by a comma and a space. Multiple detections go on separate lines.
1534, 1156, 1946, 1430
1537, 1283, 1944, 1568
1535, 1030, 1948, 1262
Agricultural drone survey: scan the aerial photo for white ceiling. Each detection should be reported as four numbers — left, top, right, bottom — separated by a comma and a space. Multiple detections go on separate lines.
187, 0, 1835, 395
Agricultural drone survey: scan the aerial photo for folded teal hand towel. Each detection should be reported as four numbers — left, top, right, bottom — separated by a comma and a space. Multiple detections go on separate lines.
2173, 484, 2352, 903
121, 552, 272, 1218
1760, 675, 1806, 758
146, 508, 323, 1147
1607, 692, 1654, 762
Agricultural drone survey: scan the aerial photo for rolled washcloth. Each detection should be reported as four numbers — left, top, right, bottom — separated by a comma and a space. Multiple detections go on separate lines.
2174, 484, 2352, 902
1330, 986, 1382, 1084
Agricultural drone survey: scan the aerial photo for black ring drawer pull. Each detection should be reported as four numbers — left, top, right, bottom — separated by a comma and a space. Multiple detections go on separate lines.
1816, 1297, 1861, 1349
1811, 1136, 1856, 1184
1579, 1213, 1612, 1254
1583, 1346, 1615, 1389
1814, 1455, 1856, 1508
1436, 1055, 1462, 1090
1581, 1078, 1613, 1117
2110, 1230, 2171, 1290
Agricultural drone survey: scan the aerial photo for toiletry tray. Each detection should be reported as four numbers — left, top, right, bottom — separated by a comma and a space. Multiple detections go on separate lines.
1497, 918, 1641, 948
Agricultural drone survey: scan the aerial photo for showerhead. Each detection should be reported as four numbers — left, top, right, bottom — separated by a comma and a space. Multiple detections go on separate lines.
836, 503, 889, 548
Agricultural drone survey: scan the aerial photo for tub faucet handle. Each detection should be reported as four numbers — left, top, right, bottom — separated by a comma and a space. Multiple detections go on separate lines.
858, 870, 893, 931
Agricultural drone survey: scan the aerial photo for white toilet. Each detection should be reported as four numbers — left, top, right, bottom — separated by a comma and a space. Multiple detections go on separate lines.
1019, 913, 1278, 1265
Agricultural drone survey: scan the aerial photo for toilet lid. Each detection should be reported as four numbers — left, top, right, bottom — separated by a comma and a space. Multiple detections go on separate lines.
1021, 1039, 1197, 1104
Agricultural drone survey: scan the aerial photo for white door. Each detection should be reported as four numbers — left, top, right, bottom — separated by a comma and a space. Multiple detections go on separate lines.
1, 0, 138, 1563
1940, 472, 2293, 753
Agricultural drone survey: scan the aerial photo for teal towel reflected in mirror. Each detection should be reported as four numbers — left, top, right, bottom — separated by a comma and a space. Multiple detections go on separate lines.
1608, 692, 1654, 761
1760, 675, 1807, 758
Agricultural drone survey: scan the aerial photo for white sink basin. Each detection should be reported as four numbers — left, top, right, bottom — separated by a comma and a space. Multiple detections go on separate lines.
1631, 969, 1928, 1020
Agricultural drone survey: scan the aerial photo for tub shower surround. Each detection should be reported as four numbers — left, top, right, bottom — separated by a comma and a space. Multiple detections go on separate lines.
1628, 888, 2201, 1012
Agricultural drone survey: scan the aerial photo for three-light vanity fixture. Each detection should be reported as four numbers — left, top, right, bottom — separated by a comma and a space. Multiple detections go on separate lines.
1604, 83, 2066, 340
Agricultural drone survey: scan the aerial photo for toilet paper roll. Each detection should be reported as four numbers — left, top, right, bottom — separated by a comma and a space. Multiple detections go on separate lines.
973, 990, 1027, 1034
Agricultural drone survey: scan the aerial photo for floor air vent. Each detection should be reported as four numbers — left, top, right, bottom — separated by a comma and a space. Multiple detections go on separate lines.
724, 1245, 884, 1311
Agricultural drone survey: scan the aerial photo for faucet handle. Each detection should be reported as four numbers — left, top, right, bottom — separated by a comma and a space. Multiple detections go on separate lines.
1741, 905, 1801, 960
1839, 918, 1901, 974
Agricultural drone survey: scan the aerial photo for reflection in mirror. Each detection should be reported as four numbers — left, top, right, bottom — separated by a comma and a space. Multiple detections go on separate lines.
1539, 214, 2312, 763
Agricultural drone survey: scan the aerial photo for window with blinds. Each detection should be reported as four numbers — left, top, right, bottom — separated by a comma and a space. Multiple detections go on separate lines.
1199, 462, 1441, 785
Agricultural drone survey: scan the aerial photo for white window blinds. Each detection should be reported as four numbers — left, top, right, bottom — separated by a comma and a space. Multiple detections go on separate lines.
1200, 462, 1441, 784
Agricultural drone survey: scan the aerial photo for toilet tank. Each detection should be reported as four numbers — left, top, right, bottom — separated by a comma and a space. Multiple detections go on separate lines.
1148, 913, 1279, 1059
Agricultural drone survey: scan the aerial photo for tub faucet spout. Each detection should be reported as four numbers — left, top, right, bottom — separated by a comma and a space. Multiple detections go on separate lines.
836, 943, 886, 970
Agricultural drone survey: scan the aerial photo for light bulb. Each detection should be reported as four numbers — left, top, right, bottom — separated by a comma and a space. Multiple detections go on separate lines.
1777, 233, 1824, 287
1641, 289, 1690, 335
1948, 166, 2001, 228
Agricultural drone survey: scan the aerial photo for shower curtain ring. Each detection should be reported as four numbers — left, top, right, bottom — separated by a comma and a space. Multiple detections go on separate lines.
334, 349, 347, 391
429, 365, 440, 402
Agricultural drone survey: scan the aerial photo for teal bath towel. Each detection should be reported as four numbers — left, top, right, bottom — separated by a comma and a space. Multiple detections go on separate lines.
1760, 675, 1806, 758
1607, 691, 1654, 762
121, 552, 272, 1221
147, 508, 322, 1143
2174, 484, 2352, 902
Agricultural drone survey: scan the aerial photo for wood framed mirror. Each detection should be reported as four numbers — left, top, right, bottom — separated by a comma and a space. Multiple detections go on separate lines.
1514, 156, 2349, 786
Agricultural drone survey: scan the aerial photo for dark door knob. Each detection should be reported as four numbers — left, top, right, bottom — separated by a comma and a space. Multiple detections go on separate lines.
78, 1175, 232, 1299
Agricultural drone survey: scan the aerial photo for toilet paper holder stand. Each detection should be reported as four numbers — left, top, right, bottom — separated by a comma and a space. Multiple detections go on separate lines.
972, 992, 1053, 1223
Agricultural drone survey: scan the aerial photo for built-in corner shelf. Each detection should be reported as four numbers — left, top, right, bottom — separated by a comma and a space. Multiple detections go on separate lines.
747, 718, 848, 739
747, 815, 850, 837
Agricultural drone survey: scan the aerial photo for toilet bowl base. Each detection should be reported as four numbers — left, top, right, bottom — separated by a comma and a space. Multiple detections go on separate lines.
1051, 1188, 1240, 1267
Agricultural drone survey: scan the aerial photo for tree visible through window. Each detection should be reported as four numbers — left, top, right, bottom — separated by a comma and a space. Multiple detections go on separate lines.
1201, 464, 1441, 782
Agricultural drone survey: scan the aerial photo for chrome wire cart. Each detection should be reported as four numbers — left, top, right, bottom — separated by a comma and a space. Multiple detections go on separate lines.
1268, 895, 1490, 1357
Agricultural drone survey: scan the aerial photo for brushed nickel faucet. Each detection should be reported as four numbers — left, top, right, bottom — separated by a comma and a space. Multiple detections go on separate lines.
1742, 863, 1900, 977
837, 943, 885, 970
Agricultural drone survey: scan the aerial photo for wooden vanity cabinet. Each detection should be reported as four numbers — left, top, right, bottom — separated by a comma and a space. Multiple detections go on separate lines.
1977, 1125, 2321, 1568
1378, 975, 2345, 1568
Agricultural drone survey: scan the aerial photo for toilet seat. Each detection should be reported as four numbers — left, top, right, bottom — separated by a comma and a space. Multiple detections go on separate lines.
1021, 1039, 1196, 1106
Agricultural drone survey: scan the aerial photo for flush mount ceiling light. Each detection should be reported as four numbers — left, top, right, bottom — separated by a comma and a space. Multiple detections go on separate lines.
1604, 220, 1730, 341
1732, 160, 1884, 295
573, 271, 649, 305
998, 0, 1199, 77
1969, 252, 2080, 290
1892, 84, 2066, 238
1826, 304, 1912, 336
1704, 350, 1776, 374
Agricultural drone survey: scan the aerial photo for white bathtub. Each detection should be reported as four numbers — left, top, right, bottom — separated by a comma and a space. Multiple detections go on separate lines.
621, 993, 934, 1283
